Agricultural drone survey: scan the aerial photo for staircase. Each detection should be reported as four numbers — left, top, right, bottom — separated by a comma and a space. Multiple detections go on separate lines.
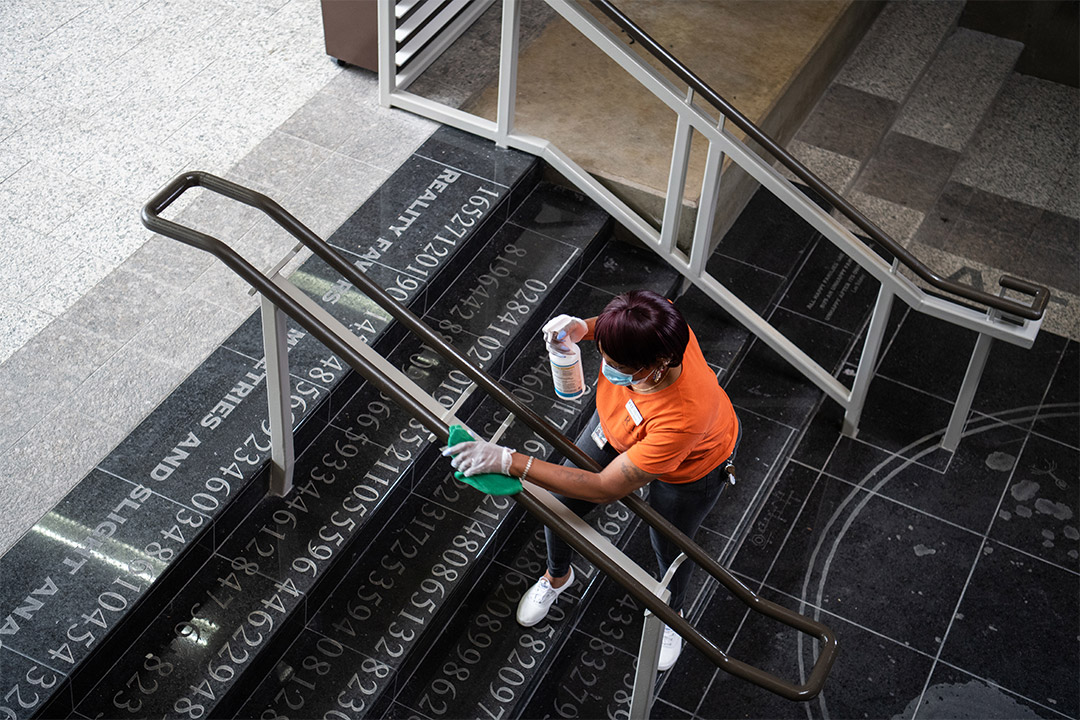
789, 1, 1077, 340
0, 117, 860, 719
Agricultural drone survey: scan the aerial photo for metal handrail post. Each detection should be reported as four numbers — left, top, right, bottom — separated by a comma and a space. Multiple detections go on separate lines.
942, 330, 994, 451
377, 0, 395, 107
496, 0, 521, 146
659, 88, 695, 256
629, 553, 684, 720
843, 264, 899, 437
689, 119, 724, 275
942, 285, 1018, 450
632, 612, 664, 719
260, 297, 295, 496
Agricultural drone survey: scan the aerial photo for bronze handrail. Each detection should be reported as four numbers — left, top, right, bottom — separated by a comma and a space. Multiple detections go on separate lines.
143, 171, 838, 700
589, 0, 1049, 322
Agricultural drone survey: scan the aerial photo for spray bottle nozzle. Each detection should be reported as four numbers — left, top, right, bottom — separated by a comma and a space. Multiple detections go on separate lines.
545, 329, 568, 348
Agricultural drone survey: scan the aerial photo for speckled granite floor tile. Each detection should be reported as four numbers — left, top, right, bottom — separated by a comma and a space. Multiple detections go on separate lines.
894, 28, 1022, 152
840, 190, 926, 245
855, 157, 947, 212
836, 0, 964, 102
1048, 140, 1080, 220
0, 299, 52, 364
784, 140, 861, 193
954, 74, 1079, 212
794, 109, 884, 165
0, 314, 123, 447
0, 160, 100, 235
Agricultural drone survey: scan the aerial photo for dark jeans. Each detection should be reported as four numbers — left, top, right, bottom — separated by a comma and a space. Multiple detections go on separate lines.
544, 413, 740, 613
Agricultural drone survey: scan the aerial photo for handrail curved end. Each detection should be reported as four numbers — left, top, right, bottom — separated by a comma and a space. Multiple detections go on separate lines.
143, 171, 209, 220
142, 171, 312, 253
999, 275, 1050, 318
802, 630, 839, 700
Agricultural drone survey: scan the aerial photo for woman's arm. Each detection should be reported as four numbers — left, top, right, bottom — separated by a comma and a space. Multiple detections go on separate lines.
506, 450, 656, 503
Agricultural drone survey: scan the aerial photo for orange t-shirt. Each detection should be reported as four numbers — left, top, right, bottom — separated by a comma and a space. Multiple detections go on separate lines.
595, 330, 738, 484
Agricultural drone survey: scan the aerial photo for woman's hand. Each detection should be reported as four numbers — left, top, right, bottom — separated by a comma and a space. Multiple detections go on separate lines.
441, 439, 513, 477
542, 314, 588, 353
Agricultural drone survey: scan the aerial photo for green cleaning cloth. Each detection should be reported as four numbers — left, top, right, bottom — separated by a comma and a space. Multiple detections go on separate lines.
448, 425, 522, 496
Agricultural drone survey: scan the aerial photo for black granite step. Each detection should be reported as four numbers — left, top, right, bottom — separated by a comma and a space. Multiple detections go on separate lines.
63, 178, 612, 720
0, 127, 541, 720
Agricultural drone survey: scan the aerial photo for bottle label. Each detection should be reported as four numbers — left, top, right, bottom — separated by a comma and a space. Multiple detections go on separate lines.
551, 359, 584, 398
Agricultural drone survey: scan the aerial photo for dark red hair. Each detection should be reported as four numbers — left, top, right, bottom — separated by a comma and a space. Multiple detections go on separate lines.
594, 290, 689, 369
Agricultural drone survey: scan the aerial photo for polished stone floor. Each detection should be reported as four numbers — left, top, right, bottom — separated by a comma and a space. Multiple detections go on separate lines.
659, 300, 1078, 719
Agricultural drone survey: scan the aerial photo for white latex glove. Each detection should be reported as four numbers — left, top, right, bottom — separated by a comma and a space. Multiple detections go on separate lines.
441, 439, 513, 477
541, 314, 587, 354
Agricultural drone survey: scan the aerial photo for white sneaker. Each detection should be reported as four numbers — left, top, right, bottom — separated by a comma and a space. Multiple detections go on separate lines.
658, 614, 683, 671
516, 568, 575, 627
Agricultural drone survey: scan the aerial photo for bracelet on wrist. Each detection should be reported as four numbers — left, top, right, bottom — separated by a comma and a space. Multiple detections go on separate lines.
519, 455, 535, 483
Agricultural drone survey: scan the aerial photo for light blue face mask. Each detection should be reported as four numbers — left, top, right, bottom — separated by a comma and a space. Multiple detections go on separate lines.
602, 359, 647, 387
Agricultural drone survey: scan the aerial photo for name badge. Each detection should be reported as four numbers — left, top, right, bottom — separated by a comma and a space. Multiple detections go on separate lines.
591, 423, 607, 449
625, 399, 643, 426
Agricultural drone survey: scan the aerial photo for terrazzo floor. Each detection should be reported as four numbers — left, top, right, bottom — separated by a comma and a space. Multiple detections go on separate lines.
0, 0, 439, 553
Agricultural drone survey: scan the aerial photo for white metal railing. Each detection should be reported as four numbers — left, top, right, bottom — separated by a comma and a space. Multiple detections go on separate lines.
376, 0, 1048, 454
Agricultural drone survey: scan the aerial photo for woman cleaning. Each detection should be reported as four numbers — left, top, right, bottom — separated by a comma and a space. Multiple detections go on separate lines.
443, 289, 740, 671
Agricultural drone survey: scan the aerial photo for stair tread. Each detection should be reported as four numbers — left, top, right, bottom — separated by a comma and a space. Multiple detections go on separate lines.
836, 0, 965, 104
894, 27, 1024, 152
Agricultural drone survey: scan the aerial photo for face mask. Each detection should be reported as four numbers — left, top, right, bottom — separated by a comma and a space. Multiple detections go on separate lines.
602, 359, 647, 387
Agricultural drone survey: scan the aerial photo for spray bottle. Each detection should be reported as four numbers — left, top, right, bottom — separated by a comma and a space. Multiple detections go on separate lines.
548, 329, 585, 400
